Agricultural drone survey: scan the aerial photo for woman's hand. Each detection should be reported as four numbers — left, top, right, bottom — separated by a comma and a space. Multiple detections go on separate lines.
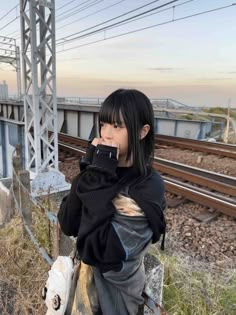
91, 138, 119, 159
91, 137, 101, 147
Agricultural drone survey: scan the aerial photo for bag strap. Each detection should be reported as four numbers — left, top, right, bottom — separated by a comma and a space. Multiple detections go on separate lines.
65, 242, 81, 315
65, 257, 81, 315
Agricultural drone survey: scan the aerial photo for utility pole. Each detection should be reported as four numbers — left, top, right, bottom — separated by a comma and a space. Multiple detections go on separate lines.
223, 99, 230, 144
20, 0, 69, 195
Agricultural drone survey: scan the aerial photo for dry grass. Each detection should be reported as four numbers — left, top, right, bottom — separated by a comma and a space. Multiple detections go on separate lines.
1, 212, 235, 315
0, 215, 49, 315
149, 245, 236, 315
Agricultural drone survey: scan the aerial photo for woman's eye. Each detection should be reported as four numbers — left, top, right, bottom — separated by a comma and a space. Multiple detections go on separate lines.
114, 123, 122, 128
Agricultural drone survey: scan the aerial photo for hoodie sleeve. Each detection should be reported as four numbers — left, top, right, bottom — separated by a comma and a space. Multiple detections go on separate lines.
75, 145, 128, 271
57, 143, 95, 236
57, 174, 82, 237
58, 144, 128, 272
129, 171, 166, 244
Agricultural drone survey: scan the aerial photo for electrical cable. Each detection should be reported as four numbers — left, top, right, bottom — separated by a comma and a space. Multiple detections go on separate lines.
0, 16, 18, 31
57, 0, 126, 31
57, 0, 96, 18
57, 2, 236, 53
4, 30, 18, 37
6, 0, 124, 40
57, 0, 179, 45
0, 4, 18, 22
96, 0, 193, 34
57, 0, 105, 22
57, 0, 163, 40
57, 0, 78, 11
1, 0, 84, 36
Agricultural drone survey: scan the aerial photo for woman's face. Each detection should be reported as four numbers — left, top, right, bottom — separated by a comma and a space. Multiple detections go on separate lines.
100, 116, 130, 166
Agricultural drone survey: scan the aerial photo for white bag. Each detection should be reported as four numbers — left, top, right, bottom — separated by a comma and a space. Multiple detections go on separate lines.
42, 256, 74, 315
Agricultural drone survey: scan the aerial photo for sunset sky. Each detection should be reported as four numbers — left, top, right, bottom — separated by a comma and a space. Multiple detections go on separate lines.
0, 0, 236, 107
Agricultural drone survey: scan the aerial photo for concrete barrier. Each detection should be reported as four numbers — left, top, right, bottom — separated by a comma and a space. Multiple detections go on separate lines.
0, 178, 14, 227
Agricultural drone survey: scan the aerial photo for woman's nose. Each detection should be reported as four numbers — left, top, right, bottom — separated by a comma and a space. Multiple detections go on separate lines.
103, 125, 113, 139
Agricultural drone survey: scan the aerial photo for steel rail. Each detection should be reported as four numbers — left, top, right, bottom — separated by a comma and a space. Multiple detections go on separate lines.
155, 134, 236, 159
156, 158, 236, 186
154, 158, 236, 196
57, 132, 236, 159
162, 176, 236, 205
58, 132, 88, 147
164, 179, 236, 218
58, 141, 85, 157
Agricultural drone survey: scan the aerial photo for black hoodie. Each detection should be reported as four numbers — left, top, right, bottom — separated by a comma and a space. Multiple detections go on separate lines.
57, 144, 166, 273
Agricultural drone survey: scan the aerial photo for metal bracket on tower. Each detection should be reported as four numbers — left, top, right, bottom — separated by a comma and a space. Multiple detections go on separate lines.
0, 36, 21, 100
20, 0, 70, 195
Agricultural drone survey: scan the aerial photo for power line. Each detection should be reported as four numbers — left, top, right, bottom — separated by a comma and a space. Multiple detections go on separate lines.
57, 0, 78, 11
1, 0, 164, 39
57, 2, 236, 53
2, 0, 83, 36
0, 64, 11, 69
0, 4, 18, 22
0, 68, 15, 71
4, 30, 19, 37
0, 17, 18, 32
0, 63, 16, 71
57, 0, 96, 18
57, 0, 126, 31
0, 9, 30, 37
0, 4, 21, 32
98, 0, 193, 33
5, 0, 125, 39
57, 0, 179, 45
57, 0, 163, 41
0, 0, 78, 37
57, 0, 105, 22
2, 0, 235, 54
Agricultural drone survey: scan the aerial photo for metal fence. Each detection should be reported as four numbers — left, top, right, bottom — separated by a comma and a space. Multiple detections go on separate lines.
11, 145, 64, 266
7, 94, 197, 110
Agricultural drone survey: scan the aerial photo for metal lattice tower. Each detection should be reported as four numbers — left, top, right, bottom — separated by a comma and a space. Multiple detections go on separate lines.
20, 0, 69, 193
0, 36, 21, 99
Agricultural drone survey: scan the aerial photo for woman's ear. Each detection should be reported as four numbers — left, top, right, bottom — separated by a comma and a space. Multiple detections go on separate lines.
140, 124, 150, 140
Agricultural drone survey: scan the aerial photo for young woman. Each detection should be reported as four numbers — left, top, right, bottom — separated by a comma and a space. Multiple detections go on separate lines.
58, 89, 166, 315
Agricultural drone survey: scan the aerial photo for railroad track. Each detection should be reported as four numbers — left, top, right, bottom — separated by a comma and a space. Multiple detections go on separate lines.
58, 134, 236, 217
57, 132, 236, 159
58, 132, 88, 148
155, 134, 236, 159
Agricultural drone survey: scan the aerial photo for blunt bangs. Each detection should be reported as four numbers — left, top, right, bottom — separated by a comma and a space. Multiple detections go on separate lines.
99, 96, 123, 126
99, 89, 155, 175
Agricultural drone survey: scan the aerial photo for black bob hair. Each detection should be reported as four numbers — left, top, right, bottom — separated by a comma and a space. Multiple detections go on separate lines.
99, 89, 154, 175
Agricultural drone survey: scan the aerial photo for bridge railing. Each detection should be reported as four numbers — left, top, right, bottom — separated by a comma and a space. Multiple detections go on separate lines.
58, 96, 104, 105
6, 95, 200, 111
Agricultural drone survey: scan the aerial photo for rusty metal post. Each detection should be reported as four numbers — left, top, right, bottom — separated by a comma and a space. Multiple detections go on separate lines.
51, 222, 60, 259
19, 170, 32, 237
15, 144, 22, 159
12, 156, 22, 210
58, 227, 74, 256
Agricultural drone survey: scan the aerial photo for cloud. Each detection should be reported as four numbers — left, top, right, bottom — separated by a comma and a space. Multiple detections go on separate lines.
56, 75, 156, 97
147, 67, 180, 72
57, 57, 84, 62
202, 78, 233, 81
218, 71, 236, 74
